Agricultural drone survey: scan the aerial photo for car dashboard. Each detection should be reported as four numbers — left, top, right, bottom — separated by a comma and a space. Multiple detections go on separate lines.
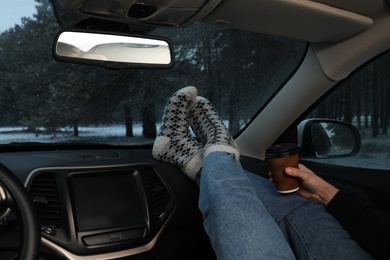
0, 147, 241, 259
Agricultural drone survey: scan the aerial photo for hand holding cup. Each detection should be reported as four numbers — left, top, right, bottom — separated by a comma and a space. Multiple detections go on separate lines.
266, 143, 300, 193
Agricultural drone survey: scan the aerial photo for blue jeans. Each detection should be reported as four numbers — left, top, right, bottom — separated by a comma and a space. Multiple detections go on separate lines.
198, 152, 374, 260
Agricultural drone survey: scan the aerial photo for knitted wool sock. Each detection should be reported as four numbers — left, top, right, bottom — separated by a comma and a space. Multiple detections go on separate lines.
188, 96, 240, 160
152, 87, 203, 180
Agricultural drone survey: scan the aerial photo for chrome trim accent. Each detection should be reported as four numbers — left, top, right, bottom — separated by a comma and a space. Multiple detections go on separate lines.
42, 211, 170, 259
0, 185, 11, 219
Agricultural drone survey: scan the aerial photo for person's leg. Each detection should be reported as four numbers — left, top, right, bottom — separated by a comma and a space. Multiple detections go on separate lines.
199, 152, 296, 260
246, 172, 375, 260
188, 96, 239, 160
152, 86, 203, 180
153, 89, 371, 259
188, 96, 294, 259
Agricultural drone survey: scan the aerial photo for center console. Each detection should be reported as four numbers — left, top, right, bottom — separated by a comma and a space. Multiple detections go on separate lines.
27, 163, 175, 257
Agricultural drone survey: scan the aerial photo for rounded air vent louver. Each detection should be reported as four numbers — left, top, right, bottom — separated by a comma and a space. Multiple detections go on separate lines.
143, 167, 173, 219
29, 173, 62, 227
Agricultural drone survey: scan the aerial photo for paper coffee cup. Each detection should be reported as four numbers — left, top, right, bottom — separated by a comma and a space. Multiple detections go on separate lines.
265, 143, 300, 193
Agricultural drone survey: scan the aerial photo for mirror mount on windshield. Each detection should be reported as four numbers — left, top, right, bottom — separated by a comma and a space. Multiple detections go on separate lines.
52, 29, 174, 70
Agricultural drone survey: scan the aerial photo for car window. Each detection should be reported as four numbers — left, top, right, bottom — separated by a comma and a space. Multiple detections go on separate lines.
304, 50, 390, 170
0, 0, 306, 146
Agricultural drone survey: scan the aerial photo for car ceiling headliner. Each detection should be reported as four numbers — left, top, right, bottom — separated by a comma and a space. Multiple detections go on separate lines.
51, 0, 388, 43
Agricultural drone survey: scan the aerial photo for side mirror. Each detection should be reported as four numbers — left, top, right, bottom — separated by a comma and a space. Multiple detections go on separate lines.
52, 29, 174, 69
298, 119, 361, 159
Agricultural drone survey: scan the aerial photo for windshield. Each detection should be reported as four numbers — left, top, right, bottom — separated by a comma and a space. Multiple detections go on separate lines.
0, 0, 306, 146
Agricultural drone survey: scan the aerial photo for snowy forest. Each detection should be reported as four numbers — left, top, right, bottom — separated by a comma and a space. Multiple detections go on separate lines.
0, 0, 305, 141
1, 0, 389, 144
308, 52, 390, 138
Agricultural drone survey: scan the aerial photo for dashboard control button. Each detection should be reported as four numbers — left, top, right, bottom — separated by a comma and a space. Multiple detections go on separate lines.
109, 231, 122, 242
123, 228, 145, 240
82, 233, 110, 245
41, 225, 56, 235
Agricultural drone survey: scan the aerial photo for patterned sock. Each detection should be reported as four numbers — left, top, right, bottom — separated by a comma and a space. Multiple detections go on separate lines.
152, 87, 203, 180
188, 96, 240, 160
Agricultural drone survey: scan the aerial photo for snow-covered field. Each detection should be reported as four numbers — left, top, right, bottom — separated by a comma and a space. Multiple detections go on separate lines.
0, 124, 154, 145
309, 133, 390, 170
0, 125, 389, 170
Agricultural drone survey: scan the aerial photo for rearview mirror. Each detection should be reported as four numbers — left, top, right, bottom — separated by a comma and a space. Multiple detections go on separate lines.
298, 119, 361, 159
53, 30, 174, 69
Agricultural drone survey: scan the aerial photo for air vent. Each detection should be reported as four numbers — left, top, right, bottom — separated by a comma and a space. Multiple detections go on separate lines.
143, 167, 172, 217
29, 173, 62, 227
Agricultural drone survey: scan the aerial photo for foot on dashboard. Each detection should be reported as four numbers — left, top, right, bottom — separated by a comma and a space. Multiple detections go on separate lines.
153, 86, 203, 180
188, 96, 239, 160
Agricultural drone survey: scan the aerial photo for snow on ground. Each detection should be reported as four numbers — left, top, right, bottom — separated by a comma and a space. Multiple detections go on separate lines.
1, 125, 390, 169
310, 133, 390, 170
0, 124, 153, 145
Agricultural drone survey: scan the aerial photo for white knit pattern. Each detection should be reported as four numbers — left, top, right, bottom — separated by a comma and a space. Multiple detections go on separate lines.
152, 87, 203, 180
188, 96, 239, 160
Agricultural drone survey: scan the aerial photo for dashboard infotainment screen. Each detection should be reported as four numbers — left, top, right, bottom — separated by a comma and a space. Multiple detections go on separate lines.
71, 171, 144, 232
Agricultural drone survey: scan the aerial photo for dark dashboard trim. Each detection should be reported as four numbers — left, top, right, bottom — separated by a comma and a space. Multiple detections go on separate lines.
24, 163, 150, 186
24, 163, 176, 259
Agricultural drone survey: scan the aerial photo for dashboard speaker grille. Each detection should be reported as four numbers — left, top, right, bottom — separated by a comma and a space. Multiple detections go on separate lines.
29, 172, 62, 227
